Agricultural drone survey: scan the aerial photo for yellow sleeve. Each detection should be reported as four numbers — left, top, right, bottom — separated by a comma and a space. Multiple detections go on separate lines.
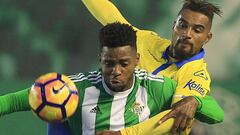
82, 0, 138, 30
172, 60, 211, 103
120, 110, 190, 135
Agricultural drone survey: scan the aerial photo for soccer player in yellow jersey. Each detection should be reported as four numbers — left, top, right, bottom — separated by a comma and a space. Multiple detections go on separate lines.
81, 0, 223, 133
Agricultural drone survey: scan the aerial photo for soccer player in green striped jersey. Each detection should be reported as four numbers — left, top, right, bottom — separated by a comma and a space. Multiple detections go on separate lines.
62, 23, 178, 135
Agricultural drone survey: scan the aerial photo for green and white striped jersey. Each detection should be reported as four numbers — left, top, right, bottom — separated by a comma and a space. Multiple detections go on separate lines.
67, 69, 176, 135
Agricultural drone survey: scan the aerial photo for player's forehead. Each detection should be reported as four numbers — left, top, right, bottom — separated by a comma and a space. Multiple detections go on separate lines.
101, 46, 135, 60
177, 9, 211, 28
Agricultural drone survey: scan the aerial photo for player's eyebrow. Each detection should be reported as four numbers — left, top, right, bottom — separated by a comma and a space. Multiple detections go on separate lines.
179, 18, 205, 29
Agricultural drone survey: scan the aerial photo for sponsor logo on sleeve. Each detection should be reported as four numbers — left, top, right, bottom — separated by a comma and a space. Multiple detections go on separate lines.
184, 79, 205, 96
194, 70, 208, 80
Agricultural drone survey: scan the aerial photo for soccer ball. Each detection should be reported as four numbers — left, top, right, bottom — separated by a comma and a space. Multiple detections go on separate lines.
29, 73, 79, 122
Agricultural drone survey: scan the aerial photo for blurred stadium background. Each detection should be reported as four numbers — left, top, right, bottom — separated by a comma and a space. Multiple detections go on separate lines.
0, 0, 239, 134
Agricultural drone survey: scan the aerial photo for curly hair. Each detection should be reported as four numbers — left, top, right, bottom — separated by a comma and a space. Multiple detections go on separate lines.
179, 0, 223, 22
99, 22, 137, 50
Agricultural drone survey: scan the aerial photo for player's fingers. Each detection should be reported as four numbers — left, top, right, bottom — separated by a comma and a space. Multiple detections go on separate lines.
179, 116, 188, 131
186, 118, 194, 129
158, 111, 175, 125
171, 114, 183, 134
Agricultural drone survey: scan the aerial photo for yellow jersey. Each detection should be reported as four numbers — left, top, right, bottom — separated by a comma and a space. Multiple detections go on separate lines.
82, 0, 211, 103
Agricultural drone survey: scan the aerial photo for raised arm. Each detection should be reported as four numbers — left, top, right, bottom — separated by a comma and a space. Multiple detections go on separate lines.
82, 0, 138, 30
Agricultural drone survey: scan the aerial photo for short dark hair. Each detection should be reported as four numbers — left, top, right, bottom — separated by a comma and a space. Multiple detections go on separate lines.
99, 22, 137, 50
179, 0, 223, 22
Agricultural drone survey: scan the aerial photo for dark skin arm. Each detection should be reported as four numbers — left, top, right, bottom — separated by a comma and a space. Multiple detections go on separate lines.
159, 96, 199, 134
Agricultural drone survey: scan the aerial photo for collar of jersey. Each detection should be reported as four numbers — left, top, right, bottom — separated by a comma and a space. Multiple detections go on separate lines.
102, 75, 135, 97
162, 47, 205, 68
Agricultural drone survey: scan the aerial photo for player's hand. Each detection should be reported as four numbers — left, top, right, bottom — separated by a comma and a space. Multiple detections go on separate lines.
96, 130, 121, 135
158, 96, 199, 134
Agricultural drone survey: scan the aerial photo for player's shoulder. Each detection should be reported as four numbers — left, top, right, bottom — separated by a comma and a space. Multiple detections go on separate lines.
136, 29, 171, 58
67, 70, 102, 84
179, 59, 209, 75
135, 69, 176, 96
135, 68, 164, 82
176, 59, 211, 84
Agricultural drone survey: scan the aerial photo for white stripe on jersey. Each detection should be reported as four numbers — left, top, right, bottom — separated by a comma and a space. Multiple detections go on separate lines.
81, 86, 100, 135
68, 73, 84, 78
109, 95, 128, 131
88, 75, 101, 82
135, 86, 150, 122
147, 77, 164, 82
136, 73, 164, 82
69, 72, 102, 83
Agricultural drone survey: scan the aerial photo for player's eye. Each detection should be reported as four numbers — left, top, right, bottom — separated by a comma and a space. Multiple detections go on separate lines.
177, 21, 188, 29
121, 62, 129, 67
104, 61, 114, 67
120, 60, 129, 67
194, 27, 203, 33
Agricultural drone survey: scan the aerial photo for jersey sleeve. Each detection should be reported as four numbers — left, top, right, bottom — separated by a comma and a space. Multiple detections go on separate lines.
82, 0, 138, 30
172, 60, 211, 103
147, 75, 176, 111
194, 95, 224, 124
0, 88, 31, 117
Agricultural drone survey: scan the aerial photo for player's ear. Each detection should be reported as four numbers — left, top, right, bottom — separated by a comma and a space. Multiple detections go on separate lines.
204, 32, 212, 45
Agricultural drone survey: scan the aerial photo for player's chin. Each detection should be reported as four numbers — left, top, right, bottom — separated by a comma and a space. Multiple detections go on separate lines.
175, 51, 193, 60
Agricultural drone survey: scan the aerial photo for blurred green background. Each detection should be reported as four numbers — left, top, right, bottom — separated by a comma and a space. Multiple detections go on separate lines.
0, 0, 239, 134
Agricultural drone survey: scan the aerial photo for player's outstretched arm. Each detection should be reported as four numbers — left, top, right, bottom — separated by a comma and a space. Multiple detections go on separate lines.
82, 0, 138, 30
0, 88, 31, 117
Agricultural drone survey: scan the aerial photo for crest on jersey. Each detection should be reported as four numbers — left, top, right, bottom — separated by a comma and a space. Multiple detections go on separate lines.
194, 70, 208, 80
129, 102, 144, 116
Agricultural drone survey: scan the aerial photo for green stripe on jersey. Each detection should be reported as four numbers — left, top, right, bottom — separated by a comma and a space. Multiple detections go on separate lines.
124, 78, 140, 127
95, 83, 113, 131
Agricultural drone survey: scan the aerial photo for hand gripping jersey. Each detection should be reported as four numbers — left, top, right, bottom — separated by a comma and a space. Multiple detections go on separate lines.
67, 69, 176, 135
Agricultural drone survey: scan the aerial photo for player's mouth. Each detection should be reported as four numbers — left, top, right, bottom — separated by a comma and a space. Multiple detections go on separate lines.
110, 79, 121, 84
176, 39, 193, 49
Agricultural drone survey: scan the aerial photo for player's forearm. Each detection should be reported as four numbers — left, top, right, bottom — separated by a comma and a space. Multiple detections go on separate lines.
0, 88, 31, 117
82, 0, 133, 27
194, 95, 224, 124
120, 110, 190, 135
